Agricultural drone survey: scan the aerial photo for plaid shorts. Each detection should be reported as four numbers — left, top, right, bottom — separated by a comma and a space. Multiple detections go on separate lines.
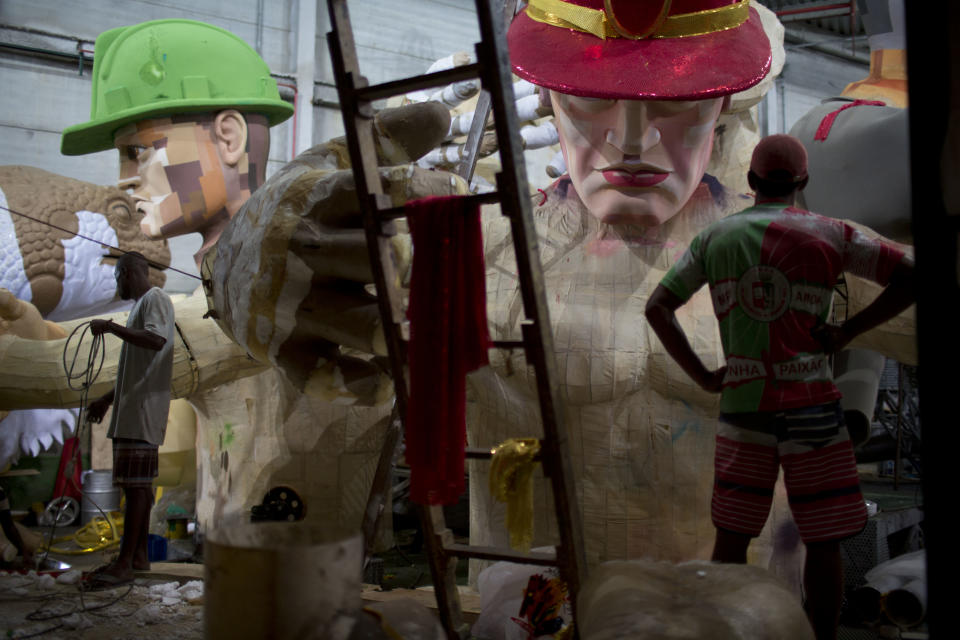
712, 401, 867, 544
112, 438, 159, 488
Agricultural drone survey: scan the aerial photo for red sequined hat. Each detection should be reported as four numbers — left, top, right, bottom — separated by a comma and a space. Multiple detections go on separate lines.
508, 0, 772, 100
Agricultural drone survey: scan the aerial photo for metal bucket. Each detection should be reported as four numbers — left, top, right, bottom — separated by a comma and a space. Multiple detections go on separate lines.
80, 470, 121, 524
204, 522, 361, 640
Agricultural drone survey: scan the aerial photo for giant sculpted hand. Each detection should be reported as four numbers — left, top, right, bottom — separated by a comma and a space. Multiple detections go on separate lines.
0, 289, 66, 342
204, 102, 470, 403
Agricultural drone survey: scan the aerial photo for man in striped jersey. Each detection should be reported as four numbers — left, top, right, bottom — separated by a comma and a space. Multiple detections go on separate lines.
645, 134, 915, 640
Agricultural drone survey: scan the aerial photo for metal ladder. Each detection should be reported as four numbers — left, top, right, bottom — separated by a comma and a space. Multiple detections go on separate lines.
325, 1, 587, 637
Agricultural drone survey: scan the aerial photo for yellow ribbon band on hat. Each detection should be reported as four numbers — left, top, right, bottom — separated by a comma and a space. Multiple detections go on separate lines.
488, 438, 541, 553
526, 0, 750, 40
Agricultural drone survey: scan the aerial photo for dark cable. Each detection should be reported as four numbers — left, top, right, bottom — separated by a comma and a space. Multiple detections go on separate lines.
77, 583, 136, 615
8, 622, 64, 639
37, 321, 108, 567
63, 322, 106, 394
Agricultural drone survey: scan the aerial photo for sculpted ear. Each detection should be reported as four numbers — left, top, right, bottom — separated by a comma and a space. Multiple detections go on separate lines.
214, 110, 248, 167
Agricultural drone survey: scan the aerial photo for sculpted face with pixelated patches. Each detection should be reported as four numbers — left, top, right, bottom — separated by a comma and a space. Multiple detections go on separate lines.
114, 112, 268, 255
551, 92, 724, 228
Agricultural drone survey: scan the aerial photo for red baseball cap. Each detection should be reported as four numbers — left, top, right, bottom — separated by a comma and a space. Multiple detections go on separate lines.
750, 134, 809, 182
508, 0, 772, 100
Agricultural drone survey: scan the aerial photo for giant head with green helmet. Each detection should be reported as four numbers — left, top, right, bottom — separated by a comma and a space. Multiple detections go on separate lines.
61, 19, 293, 263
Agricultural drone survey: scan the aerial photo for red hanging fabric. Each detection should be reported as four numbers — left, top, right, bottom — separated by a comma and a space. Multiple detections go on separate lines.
405, 195, 491, 505
52, 436, 83, 501
814, 99, 886, 141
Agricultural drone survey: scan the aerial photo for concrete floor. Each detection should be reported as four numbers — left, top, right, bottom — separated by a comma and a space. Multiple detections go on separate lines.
0, 523, 203, 639
0, 521, 478, 639
0, 471, 923, 639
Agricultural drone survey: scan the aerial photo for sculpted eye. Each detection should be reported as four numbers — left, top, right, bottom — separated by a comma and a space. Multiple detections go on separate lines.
125, 145, 149, 161
657, 101, 694, 112
564, 95, 616, 114
649, 98, 721, 119
108, 199, 134, 220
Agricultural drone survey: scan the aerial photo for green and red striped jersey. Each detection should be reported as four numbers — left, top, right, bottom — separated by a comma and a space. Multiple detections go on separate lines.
660, 203, 908, 414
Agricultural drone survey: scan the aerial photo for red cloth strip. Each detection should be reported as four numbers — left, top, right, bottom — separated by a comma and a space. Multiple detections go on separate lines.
405, 195, 491, 505
813, 99, 886, 141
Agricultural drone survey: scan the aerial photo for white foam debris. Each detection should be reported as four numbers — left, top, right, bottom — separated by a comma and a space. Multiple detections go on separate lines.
61, 612, 93, 630
149, 581, 180, 596
136, 603, 166, 625
57, 569, 83, 585
177, 580, 203, 594
36, 574, 57, 590
178, 580, 204, 604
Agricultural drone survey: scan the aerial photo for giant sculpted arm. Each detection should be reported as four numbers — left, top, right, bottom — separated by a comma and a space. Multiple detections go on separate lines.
203, 102, 469, 400
0, 292, 267, 409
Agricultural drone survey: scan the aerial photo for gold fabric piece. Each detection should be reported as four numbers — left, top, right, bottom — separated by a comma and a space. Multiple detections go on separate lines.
527, 0, 616, 39
526, 0, 750, 40
657, 0, 750, 38
555, 624, 576, 640
488, 438, 542, 552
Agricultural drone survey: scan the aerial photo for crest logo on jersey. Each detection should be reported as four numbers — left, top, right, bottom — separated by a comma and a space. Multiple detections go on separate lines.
737, 265, 790, 322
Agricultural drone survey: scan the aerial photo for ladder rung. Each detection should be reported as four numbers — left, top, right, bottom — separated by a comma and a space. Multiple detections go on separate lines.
444, 544, 557, 566
466, 445, 541, 462
377, 191, 501, 220
492, 340, 524, 349
465, 447, 494, 459
354, 63, 482, 102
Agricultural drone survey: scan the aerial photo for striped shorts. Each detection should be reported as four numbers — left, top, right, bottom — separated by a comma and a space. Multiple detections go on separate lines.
712, 401, 867, 543
112, 438, 159, 488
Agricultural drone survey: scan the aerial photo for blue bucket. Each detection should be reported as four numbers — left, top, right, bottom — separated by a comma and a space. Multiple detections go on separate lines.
147, 534, 168, 562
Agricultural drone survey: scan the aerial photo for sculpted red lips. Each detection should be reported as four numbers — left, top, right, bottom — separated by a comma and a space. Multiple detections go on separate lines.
601, 169, 669, 187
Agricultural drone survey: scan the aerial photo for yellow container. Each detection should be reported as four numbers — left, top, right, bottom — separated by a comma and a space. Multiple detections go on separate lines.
167, 516, 189, 539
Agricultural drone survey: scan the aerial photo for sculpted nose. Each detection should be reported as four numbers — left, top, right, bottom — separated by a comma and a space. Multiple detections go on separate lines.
606, 101, 660, 154
117, 176, 140, 193
117, 157, 141, 193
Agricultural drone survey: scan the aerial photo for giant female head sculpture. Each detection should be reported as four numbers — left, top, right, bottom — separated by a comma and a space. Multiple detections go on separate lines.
508, 0, 773, 226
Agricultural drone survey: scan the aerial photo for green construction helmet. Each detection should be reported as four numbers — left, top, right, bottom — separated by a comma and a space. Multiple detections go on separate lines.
61, 19, 293, 156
